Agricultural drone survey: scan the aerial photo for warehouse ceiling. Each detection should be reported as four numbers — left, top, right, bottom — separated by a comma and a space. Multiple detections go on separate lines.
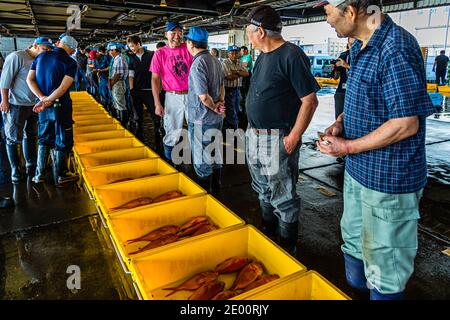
1, 0, 450, 45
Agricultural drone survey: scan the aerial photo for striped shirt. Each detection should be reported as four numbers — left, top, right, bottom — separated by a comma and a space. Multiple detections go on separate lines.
222, 58, 246, 88
109, 54, 128, 80
344, 15, 437, 194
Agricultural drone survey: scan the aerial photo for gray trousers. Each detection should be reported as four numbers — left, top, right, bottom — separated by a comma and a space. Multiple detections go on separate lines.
2, 104, 38, 145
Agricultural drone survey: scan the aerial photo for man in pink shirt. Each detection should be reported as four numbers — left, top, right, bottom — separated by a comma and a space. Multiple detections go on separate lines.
150, 21, 193, 163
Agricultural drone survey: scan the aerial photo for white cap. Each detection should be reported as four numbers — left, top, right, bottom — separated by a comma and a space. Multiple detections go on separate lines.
314, 0, 347, 8
60, 35, 78, 50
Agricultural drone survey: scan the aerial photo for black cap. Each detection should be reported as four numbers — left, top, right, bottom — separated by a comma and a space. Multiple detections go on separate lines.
246, 5, 282, 32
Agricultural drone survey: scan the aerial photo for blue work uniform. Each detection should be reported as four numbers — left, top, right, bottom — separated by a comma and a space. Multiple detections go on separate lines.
95, 54, 111, 106
31, 48, 77, 153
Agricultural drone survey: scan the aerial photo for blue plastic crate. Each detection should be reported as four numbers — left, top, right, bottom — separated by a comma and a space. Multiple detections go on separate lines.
428, 92, 443, 107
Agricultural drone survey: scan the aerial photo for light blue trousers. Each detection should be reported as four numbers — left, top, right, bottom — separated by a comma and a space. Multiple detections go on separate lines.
341, 171, 423, 294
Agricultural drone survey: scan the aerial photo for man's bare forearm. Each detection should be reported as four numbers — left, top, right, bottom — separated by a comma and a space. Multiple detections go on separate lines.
290, 93, 319, 140
346, 116, 419, 154
1, 88, 9, 104
199, 94, 217, 111
26, 72, 45, 99
151, 74, 162, 106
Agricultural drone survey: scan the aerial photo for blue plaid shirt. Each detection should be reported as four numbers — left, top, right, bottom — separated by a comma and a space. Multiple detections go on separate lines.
344, 15, 437, 194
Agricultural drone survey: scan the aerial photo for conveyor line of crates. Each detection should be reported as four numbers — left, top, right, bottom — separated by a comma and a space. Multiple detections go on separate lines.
70, 91, 350, 300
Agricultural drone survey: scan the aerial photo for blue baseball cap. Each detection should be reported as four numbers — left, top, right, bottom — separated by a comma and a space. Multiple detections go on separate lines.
227, 45, 240, 52
34, 37, 53, 47
166, 21, 182, 32
60, 35, 78, 50
107, 42, 125, 50
59, 33, 67, 39
185, 27, 208, 43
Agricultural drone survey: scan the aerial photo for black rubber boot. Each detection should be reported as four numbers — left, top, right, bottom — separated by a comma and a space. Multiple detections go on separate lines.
211, 168, 222, 195
32, 145, 50, 183
5, 144, 24, 184
196, 175, 211, 193
259, 200, 279, 238
0, 196, 14, 209
279, 220, 299, 256
22, 138, 37, 176
55, 151, 79, 185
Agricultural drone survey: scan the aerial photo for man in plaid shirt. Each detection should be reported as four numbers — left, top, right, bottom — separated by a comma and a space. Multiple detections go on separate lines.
108, 42, 129, 126
317, 0, 437, 300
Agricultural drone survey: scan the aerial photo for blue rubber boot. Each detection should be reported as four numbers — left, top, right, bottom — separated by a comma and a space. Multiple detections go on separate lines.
370, 288, 405, 300
343, 253, 369, 292
163, 144, 173, 163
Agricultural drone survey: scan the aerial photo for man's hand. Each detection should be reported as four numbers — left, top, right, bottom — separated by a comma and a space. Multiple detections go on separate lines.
155, 102, 164, 117
214, 101, 225, 115
335, 58, 349, 69
324, 120, 343, 137
317, 136, 351, 157
283, 133, 301, 155
0, 100, 10, 113
33, 100, 47, 113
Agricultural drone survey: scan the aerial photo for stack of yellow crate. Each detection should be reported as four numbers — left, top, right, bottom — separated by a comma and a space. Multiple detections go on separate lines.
70, 91, 350, 301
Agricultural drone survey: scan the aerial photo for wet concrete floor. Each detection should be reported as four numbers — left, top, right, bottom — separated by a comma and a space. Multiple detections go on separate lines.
0, 89, 448, 299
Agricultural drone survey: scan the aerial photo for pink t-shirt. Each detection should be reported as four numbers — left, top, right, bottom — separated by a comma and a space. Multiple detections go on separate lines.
149, 43, 193, 91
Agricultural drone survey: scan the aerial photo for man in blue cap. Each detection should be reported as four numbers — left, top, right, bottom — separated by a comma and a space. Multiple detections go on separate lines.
185, 27, 225, 193
107, 42, 129, 125
26, 35, 79, 185
150, 21, 193, 164
222, 45, 248, 130
0, 37, 53, 183
93, 45, 111, 108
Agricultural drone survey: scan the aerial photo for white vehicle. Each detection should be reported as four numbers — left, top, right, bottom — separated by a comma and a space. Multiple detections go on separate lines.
307, 54, 334, 77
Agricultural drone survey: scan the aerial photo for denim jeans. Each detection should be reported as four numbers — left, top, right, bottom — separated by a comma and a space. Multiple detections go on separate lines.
341, 171, 422, 294
0, 117, 10, 184
188, 121, 223, 178
37, 102, 73, 153
98, 77, 111, 106
2, 104, 38, 145
224, 87, 240, 129
246, 128, 301, 224
75, 69, 88, 91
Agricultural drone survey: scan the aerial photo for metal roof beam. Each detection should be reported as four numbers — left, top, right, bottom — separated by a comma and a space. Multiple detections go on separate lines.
29, 0, 221, 17
0, 18, 142, 32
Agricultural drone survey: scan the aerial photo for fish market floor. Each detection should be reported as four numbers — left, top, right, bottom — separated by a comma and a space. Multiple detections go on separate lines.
0, 92, 449, 300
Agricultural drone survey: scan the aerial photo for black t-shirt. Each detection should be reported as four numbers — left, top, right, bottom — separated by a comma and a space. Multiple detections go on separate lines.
246, 42, 320, 129
435, 54, 449, 72
336, 50, 350, 93
128, 49, 154, 90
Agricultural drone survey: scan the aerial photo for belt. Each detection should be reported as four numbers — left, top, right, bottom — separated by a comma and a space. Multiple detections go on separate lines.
166, 90, 188, 95
250, 128, 289, 135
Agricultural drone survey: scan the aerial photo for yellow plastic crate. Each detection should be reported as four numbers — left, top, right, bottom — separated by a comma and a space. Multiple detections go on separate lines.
74, 130, 133, 143
74, 137, 144, 155
74, 118, 120, 127
73, 113, 111, 121
82, 157, 175, 191
94, 173, 207, 217
130, 225, 307, 300
234, 270, 350, 300
73, 109, 106, 115
108, 195, 245, 269
78, 147, 158, 171
74, 124, 124, 135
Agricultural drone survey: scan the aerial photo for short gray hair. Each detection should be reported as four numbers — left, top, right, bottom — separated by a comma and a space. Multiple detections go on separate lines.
248, 24, 282, 39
